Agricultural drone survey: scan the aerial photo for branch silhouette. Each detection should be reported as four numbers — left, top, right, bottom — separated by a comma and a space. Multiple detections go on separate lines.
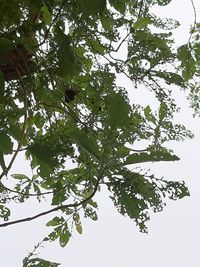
0, 166, 105, 228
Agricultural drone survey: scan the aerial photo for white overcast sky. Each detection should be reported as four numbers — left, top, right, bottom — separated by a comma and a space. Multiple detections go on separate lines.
1, 1, 200, 266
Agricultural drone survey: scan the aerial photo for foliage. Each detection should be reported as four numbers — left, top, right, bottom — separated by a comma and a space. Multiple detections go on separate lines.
0, 0, 198, 265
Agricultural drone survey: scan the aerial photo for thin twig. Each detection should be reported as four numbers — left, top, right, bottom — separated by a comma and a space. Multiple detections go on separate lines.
188, 0, 197, 43
0, 164, 106, 227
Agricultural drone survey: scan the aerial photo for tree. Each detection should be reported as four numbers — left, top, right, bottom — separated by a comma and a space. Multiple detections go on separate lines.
0, 0, 198, 265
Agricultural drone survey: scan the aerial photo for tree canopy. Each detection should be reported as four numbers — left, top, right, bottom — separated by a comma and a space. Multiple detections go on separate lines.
0, 0, 199, 265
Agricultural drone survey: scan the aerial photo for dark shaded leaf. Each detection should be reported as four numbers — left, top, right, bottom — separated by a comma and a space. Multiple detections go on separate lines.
0, 131, 13, 154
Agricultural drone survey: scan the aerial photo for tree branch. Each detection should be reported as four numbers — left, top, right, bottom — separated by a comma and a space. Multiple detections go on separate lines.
0, 164, 106, 227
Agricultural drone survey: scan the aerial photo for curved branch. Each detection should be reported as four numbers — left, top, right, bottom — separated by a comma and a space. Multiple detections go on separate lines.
0, 165, 105, 228
188, 0, 197, 43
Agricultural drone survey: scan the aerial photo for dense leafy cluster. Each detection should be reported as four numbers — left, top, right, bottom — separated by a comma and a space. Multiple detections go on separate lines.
0, 0, 198, 265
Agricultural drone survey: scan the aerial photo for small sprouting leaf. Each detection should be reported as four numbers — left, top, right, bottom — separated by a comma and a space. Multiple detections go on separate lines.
0, 205, 10, 221
11, 174, 30, 180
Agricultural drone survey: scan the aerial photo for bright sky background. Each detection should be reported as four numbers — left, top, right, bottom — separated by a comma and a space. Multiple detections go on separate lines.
1, 1, 200, 266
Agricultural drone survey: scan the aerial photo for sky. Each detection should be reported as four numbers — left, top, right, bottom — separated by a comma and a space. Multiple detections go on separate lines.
1, 1, 200, 266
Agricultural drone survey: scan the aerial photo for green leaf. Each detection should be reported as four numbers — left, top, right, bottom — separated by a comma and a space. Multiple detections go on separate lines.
84, 207, 98, 221
41, 5, 52, 25
144, 106, 157, 124
0, 131, 13, 154
46, 216, 64, 227
23, 257, 60, 267
0, 37, 14, 53
78, 0, 106, 16
166, 181, 190, 200
54, 27, 80, 79
88, 39, 106, 54
52, 189, 67, 205
101, 14, 114, 32
73, 213, 83, 234
86, 199, 98, 208
178, 45, 196, 80
106, 92, 130, 128
11, 174, 30, 180
59, 230, 71, 247
108, 0, 126, 13
124, 150, 180, 165
8, 124, 22, 142
157, 0, 172, 6
68, 128, 101, 160
134, 17, 152, 30
154, 71, 185, 87
28, 143, 58, 167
